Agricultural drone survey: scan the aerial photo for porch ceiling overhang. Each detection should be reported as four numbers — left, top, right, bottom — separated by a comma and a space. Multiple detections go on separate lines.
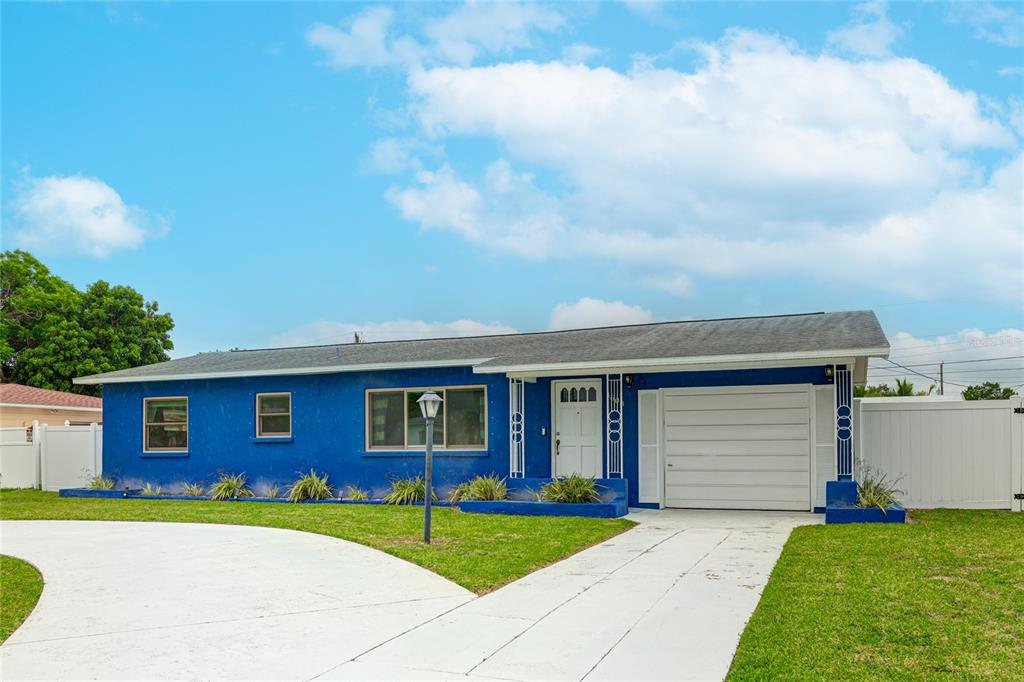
476, 347, 891, 379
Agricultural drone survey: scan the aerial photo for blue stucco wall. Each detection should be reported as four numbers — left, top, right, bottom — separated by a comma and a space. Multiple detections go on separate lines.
101, 366, 510, 497
102, 364, 837, 506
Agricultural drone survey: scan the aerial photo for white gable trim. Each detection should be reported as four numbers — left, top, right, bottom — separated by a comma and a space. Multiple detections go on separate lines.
73, 359, 490, 385
479, 347, 890, 377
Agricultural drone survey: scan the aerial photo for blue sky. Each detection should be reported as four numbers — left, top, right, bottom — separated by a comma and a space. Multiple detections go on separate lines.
3, 1, 1022, 388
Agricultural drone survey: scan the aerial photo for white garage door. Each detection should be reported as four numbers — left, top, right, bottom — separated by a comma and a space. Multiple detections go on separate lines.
663, 385, 812, 511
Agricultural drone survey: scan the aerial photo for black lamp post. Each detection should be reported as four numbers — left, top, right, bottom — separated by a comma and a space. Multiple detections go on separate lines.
417, 390, 443, 544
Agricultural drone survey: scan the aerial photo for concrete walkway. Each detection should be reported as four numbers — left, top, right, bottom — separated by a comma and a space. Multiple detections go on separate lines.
325, 509, 817, 681
0, 511, 816, 681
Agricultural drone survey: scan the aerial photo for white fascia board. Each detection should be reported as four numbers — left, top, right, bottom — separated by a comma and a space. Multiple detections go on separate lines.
476, 347, 891, 378
0, 402, 103, 412
73, 358, 490, 385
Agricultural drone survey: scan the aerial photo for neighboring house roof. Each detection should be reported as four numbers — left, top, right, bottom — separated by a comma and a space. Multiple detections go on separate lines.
75, 310, 889, 385
0, 383, 103, 410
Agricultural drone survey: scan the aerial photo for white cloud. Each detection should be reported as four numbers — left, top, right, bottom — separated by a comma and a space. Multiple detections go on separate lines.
387, 32, 1020, 303
640, 274, 694, 298
306, 2, 563, 69
827, 1, 903, 58
272, 298, 661, 347
365, 137, 443, 173
868, 328, 1024, 393
9, 173, 165, 258
548, 297, 654, 330
306, 7, 421, 69
998, 65, 1024, 77
424, 1, 564, 66
945, 2, 1024, 48
562, 42, 602, 64
270, 318, 517, 347
386, 159, 568, 258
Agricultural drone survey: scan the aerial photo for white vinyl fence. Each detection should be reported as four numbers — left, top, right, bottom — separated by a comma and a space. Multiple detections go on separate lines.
856, 397, 1023, 511
0, 421, 102, 491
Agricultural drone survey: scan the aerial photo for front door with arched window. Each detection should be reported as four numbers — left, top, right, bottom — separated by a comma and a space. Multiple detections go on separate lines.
552, 379, 603, 477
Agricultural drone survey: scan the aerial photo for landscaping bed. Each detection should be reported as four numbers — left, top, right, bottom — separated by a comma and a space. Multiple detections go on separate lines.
0, 489, 633, 594
728, 509, 1024, 680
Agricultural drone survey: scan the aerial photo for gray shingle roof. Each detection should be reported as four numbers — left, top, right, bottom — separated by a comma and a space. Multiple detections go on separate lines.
75, 310, 888, 384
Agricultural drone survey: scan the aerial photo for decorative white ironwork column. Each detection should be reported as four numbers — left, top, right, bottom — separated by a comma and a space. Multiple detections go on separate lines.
835, 367, 854, 480
606, 373, 623, 477
509, 378, 525, 478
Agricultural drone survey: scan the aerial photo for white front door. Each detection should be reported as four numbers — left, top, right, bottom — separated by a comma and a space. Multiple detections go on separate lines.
553, 380, 603, 477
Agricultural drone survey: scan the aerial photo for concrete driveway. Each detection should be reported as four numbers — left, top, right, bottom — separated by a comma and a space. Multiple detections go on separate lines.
0, 521, 474, 680
330, 509, 818, 681
1, 510, 816, 681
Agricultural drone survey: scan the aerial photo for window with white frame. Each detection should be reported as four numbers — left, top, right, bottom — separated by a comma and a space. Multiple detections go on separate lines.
367, 386, 486, 450
144, 397, 188, 452
256, 392, 292, 437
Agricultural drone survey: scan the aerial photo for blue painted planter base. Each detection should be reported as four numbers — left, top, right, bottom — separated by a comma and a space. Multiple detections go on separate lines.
59, 489, 454, 506
458, 499, 628, 518
825, 504, 906, 524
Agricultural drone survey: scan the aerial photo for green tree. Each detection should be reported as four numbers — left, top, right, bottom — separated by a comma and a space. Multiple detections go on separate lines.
854, 380, 936, 398
855, 384, 897, 397
962, 382, 1017, 400
0, 250, 173, 395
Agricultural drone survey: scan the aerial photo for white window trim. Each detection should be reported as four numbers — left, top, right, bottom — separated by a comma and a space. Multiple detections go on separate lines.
255, 392, 292, 438
364, 385, 488, 452
143, 396, 189, 453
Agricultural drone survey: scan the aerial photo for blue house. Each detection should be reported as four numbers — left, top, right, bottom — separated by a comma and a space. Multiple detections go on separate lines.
75, 310, 889, 510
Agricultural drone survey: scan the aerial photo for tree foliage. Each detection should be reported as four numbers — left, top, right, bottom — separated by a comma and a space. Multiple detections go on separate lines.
854, 380, 935, 398
0, 250, 174, 396
961, 382, 1017, 400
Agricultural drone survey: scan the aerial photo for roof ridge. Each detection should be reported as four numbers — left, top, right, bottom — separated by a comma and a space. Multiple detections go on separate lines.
229, 310, 836, 354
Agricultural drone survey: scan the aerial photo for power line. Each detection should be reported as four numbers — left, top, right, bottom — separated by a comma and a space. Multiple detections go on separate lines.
869, 367, 1024, 374
869, 354, 1024, 368
876, 358, 971, 389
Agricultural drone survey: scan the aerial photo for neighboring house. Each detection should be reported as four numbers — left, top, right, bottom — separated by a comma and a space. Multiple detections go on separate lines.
0, 383, 103, 428
75, 310, 889, 510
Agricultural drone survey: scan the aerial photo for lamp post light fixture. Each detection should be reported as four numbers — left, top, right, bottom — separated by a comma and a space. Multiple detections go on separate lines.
417, 390, 443, 544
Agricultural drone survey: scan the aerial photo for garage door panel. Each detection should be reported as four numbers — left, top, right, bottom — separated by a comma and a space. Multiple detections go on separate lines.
665, 408, 809, 427
666, 469, 809, 487
662, 385, 812, 511
663, 392, 808, 412
666, 454, 810, 471
665, 484, 810, 504
666, 424, 809, 442
665, 440, 809, 457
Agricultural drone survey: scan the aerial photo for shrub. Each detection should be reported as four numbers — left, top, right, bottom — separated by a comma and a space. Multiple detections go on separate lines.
287, 469, 334, 502
139, 483, 164, 496
447, 482, 471, 503
180, 482, 205, 497
344, 485, 369, 501
210, 473, 254, 501
856, 468, 903, 512
539, 474, 602, 504
383, 476, 438, 505
450, 474, 507, 503
263, 485, 281, 499
87, 475, 115, 490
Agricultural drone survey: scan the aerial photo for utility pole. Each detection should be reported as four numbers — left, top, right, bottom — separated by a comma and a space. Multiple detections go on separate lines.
939, 361, 944, 396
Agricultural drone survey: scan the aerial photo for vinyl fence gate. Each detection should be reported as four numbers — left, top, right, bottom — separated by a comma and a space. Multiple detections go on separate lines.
856, 397, 1023, 511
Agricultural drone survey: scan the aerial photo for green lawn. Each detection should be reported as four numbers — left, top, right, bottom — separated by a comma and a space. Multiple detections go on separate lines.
728, 509, 1024, 680
0, 555, 43, 643
0, 489, 632, 594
